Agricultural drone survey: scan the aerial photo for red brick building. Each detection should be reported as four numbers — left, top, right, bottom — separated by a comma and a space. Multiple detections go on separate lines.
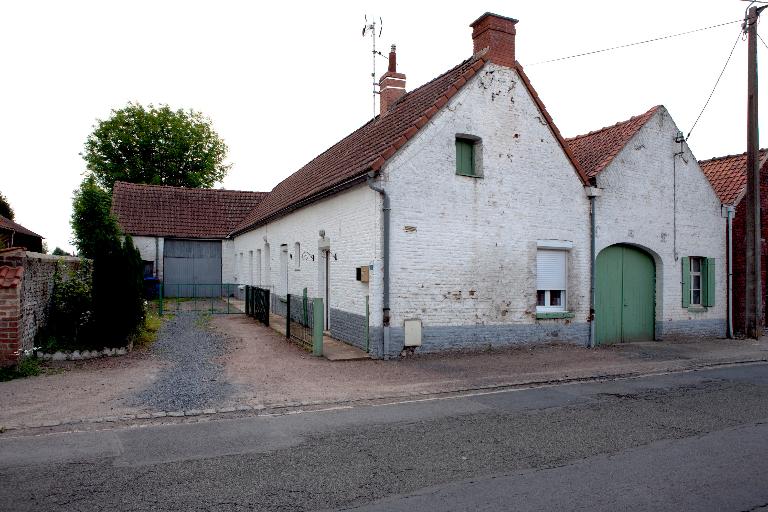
699, 149, 768, 336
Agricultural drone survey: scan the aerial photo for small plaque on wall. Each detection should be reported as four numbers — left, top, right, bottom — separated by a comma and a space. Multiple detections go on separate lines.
356, 266, 370, 282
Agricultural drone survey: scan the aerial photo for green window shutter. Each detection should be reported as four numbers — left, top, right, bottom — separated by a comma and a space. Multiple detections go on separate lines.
681, 257, 691, 308
704, 257, 716, 307
456, 139, 474, 176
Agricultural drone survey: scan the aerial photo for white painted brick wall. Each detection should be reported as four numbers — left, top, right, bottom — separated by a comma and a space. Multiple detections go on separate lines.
233, 185, 378, 320
222, 239, 236, 284
132, 235, 163, 279
595, 107, 726, 329
380, 63, 591, 330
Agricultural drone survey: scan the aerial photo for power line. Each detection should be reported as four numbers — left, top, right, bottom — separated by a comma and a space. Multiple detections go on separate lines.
529, 19, 741, 66
686, 29, 744, 141
759, 32, 768, 50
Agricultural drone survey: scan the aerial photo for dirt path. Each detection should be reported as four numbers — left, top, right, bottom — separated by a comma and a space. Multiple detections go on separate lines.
0, 352, 160, 427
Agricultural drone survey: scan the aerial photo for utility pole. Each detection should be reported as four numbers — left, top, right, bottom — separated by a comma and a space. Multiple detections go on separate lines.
745, 4, 766, 338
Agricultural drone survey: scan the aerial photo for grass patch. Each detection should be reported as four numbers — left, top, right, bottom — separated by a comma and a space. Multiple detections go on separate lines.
195, 312, 212, 329
133, 310, 165, 348
0, 357, 42, 382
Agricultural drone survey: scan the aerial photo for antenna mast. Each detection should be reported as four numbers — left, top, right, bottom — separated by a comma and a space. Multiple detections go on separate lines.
362, 15, 385, 117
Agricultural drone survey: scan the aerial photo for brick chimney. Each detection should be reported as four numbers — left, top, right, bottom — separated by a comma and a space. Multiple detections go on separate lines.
470, 12, 519, 68
379, 45, 406, 115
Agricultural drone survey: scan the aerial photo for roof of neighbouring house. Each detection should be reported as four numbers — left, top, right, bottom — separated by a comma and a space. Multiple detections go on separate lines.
566, 105, 662, 179
698, 149, 768, 206
112, 181, 267, 239
0, 215, 43, 239
0, 266, 23, 288
231, 55, 588, 235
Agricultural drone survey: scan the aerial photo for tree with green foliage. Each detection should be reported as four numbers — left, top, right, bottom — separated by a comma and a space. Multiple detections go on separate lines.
0, 191, 14, 220
82, 102, 230, 191
52, 247, 72, 256
71, 177, 121, 259
61, 178, 145, 349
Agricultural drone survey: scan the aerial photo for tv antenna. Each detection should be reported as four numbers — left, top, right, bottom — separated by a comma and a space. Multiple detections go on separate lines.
362, 15, 387, 116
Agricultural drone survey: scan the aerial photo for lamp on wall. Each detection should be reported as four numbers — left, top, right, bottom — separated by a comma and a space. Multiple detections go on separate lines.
319, 229, 326, 238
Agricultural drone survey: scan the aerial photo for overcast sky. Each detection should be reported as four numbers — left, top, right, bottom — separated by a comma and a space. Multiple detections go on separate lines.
2, 0, 766, 253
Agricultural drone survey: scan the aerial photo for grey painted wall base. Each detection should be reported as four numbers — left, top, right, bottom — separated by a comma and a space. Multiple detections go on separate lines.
655, 318, 726, 340
330, 308, 368, 352
369, 320, 589, 359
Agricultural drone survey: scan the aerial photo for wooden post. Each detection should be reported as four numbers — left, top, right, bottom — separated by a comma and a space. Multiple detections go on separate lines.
312, 298, 323, 357
746, 5, 764, 338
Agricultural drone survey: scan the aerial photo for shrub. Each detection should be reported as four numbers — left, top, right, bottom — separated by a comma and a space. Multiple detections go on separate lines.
0, 357, 41, 382
43, 260, 95, 351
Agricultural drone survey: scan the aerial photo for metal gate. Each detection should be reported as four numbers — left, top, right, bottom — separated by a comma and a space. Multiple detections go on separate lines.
286, 291, 313, 351
245, 285, 270, 326
163, 239, 222, 298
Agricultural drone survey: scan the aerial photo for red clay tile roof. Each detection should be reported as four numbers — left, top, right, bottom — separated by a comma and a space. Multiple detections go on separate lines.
0, 266, 23, 288
112, 182, 267, 239
698, 149, 768, 205
232, 56, 589, 235
0, 215, 42, 239
566, 106, 662, 179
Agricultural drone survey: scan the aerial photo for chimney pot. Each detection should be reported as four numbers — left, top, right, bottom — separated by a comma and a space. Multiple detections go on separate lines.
470, 12, 518, 68
379, 44, 406, 115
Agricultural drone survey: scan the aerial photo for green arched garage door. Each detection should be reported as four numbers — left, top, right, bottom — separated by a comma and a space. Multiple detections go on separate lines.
595, 245, 655, 345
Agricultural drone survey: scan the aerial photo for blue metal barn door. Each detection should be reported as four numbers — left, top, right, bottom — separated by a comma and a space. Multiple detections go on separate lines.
163, 239, 222, 298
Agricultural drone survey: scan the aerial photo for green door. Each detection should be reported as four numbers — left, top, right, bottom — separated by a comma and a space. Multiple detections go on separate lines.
595, 245, 655, 345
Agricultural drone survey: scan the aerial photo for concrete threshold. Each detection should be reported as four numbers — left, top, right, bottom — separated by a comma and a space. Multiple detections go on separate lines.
267, 313, 370, 361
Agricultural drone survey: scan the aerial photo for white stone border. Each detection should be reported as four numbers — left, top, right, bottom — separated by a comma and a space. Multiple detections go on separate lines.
35, 343, 133, 361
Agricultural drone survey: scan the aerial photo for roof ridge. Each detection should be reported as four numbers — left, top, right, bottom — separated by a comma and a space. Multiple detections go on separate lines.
261, 55, 483, 195
698, 148, 768, 164
113, 181, 265, 195
231, 54, 490, 235
565, 105, 661, 142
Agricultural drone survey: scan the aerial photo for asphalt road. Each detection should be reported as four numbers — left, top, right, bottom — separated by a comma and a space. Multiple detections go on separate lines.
1, 363, 768, 511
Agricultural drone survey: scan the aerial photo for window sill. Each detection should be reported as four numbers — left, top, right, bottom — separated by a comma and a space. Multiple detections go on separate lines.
456, 171, 482, 178
687, 305, 707, 313
536, 311, 574, 320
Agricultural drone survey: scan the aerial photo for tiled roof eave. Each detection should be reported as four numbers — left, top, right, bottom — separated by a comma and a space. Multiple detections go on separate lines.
230, 171, 372, 237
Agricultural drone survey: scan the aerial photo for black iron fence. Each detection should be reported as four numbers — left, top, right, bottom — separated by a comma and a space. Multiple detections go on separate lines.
245, 285, 270, 326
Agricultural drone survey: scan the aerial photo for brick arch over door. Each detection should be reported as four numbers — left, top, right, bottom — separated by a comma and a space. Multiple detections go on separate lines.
595, 244, 656, 345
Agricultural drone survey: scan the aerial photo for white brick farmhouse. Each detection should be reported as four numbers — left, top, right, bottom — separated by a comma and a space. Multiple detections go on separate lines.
116, 12, 729, 358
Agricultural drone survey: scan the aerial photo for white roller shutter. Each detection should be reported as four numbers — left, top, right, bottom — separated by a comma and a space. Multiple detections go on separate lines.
537, 250, 566, 290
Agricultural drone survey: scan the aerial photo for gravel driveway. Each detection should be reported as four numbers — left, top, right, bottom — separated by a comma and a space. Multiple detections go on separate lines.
130, 313, 233, 411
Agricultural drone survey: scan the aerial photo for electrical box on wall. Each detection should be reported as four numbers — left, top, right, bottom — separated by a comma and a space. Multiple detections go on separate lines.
404, 319, 422, 347
356, 266, 370, 282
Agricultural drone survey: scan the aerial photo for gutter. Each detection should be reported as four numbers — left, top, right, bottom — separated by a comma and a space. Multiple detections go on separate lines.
585, 186, 602, 348
367, 171, 391, 359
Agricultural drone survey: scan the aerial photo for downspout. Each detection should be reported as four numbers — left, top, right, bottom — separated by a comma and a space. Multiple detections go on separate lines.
155, 237, 160, 278
367, 171, 391, 359
724, 205, 735, 338
585, 186, 601, 348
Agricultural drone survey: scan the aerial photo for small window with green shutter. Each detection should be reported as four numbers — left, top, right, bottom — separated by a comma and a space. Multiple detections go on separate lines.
682, 256, 715, 309
455, 136, 481, 177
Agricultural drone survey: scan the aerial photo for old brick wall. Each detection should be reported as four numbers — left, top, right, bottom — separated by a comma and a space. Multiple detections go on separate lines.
20, 252, 82, 354
730, 175, 768, 336
0, 250, 83, 366
0, 272, 21, 366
